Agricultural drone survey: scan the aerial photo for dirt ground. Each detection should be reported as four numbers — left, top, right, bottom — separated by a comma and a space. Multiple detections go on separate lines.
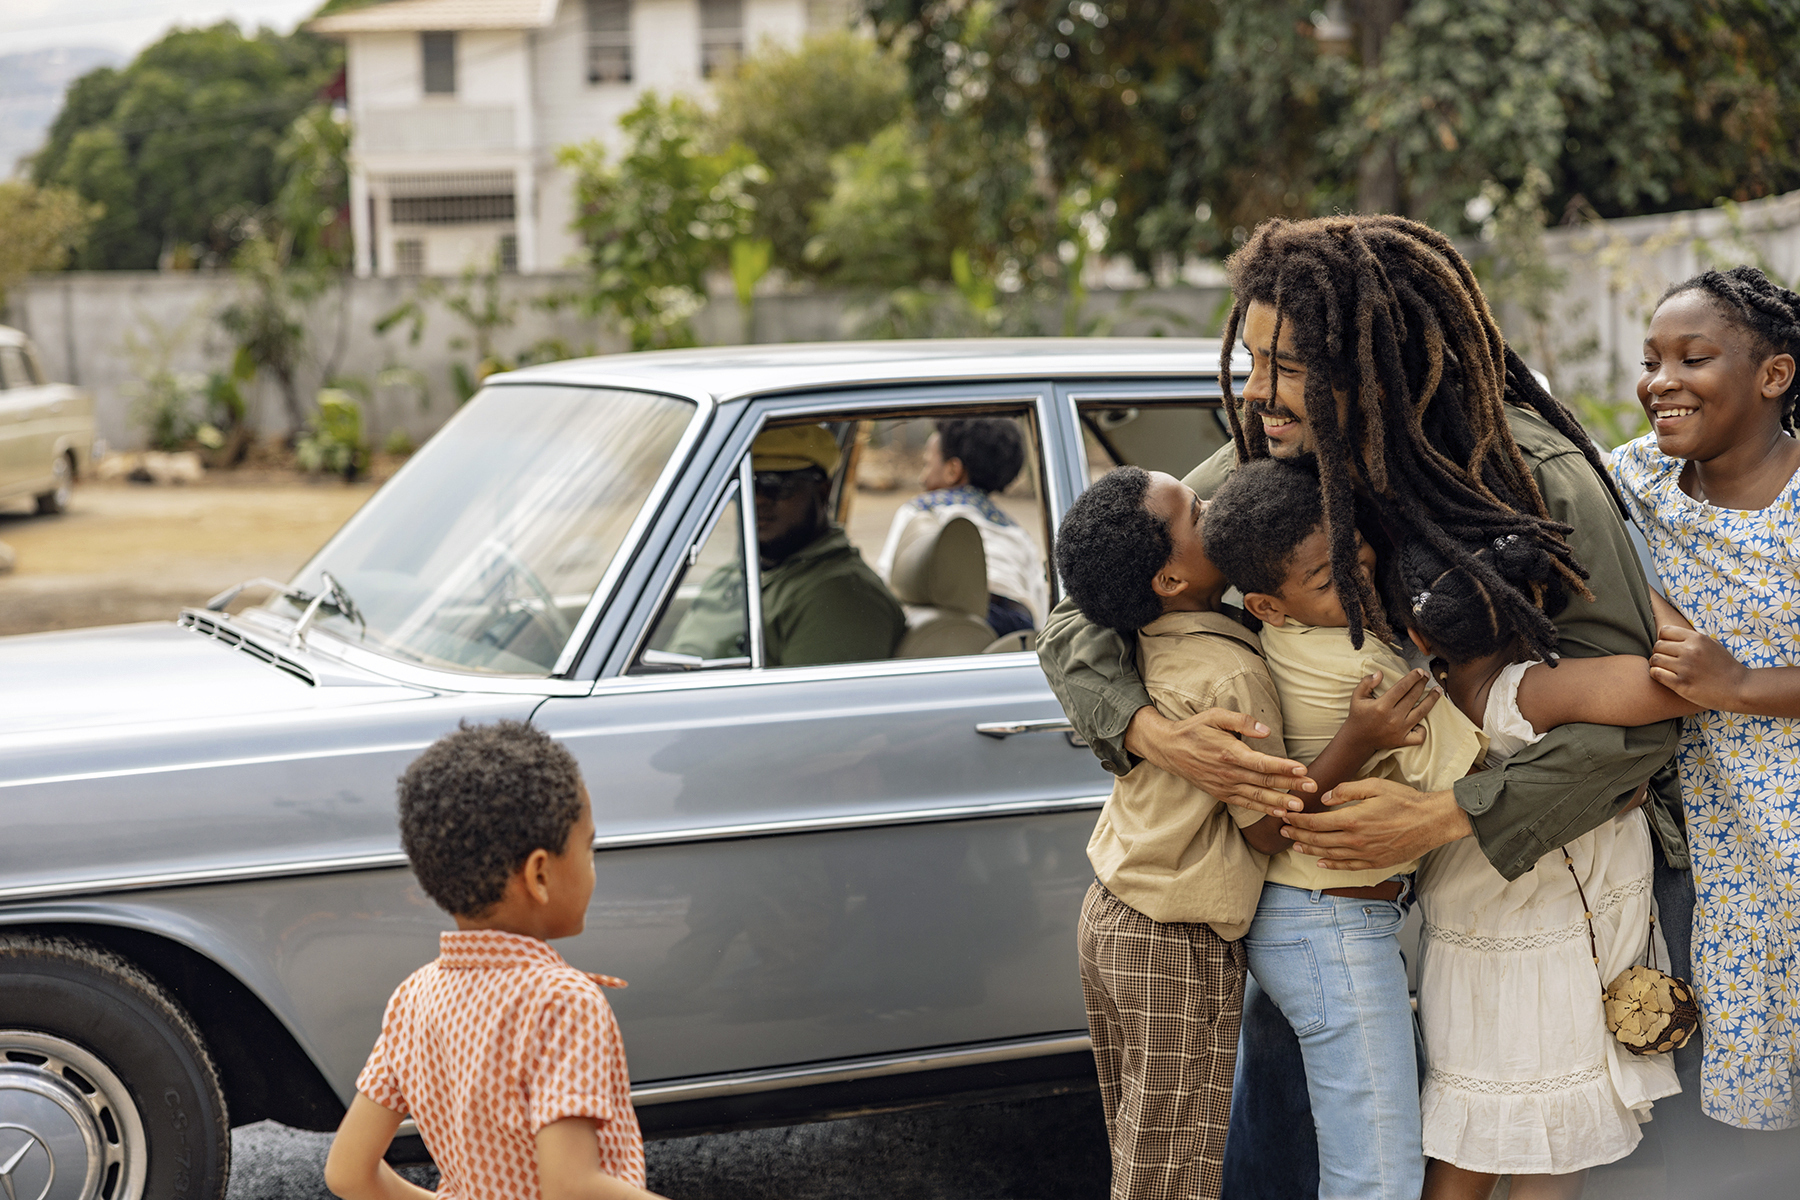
0, 478, 378, 637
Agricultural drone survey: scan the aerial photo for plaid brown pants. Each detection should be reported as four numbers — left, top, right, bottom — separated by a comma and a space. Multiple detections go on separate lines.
1079, 880, 1249, 1200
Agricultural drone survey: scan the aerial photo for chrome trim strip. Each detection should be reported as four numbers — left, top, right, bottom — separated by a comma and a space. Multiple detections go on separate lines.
587, 642, 1042, 699
1063, 389, 1220, 403
738, 454, 765, 668
0, 795, 1107, 903
628, 1033, 1093, 1106
552, 391, 717, 677
0, 740, 436, 792
974, 718, 1075, 738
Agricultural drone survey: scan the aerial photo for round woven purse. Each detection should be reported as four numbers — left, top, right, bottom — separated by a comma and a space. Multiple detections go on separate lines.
1563, 848, 1700, 1056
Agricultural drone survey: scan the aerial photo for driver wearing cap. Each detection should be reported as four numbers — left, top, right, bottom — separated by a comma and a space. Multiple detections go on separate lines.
670, 425, 905, 667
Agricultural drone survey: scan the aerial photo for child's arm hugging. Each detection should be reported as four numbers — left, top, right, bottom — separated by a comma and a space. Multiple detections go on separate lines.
1306, 668, 1445, 804
1647, 590, 1800, 718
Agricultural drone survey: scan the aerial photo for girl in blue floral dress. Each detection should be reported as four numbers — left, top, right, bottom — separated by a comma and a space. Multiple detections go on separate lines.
1611, 265, 1800, 1131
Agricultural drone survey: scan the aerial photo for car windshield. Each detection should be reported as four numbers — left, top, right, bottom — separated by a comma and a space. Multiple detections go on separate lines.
270, 384, 697, 675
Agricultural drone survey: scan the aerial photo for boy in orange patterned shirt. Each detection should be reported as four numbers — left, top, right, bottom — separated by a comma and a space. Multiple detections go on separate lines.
325, 721, 664, 1200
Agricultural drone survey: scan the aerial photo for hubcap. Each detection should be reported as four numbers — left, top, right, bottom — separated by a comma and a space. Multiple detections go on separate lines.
49, 457, 71, 511
0, 1034, 144, 1200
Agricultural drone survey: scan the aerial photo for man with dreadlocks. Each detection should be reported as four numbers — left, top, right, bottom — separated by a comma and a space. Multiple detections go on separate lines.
1039, 215, 1691, 1197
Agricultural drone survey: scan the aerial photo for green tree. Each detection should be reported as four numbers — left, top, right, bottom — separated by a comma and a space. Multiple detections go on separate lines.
30, 22, 341, 269
561, 94, 765, 350
0, 181, 99, 311
710, 32, 909, 278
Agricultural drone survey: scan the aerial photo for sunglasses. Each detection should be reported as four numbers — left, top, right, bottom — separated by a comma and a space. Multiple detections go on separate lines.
752, 469, 825, 500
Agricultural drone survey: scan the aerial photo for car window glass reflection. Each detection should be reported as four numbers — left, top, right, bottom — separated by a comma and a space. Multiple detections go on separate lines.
281, 385, 695, 676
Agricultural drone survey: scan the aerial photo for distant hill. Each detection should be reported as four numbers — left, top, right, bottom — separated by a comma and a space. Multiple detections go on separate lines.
0, 46, 123, 178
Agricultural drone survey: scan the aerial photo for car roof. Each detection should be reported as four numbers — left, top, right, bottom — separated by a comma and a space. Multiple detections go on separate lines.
0, 325, 26, 347
493, 338, 1247, 404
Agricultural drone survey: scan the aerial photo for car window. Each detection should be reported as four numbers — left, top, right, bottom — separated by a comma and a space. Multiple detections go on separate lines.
633, 404, 1053, 673
0, 346, 31, 390
636, 485, 752, 672
1079, 398, 1233, 482
277, 384, 696, 676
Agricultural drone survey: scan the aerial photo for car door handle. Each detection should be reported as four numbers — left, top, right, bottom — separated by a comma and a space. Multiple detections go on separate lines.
975, 718, 1084, 747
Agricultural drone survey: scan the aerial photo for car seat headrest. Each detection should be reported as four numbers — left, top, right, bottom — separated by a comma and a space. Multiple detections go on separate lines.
889, 515, 987, 615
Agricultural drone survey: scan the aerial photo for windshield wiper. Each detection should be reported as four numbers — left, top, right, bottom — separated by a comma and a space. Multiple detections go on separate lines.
206, 573, 367, 649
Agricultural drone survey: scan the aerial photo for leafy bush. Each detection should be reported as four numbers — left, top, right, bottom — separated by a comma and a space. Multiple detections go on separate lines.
295, 388, 365, 479
130, 371, 207, 451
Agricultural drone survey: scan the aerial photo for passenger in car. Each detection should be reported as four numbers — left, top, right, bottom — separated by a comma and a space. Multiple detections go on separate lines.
876, 417, 1049, 634
671, 424, 905, 667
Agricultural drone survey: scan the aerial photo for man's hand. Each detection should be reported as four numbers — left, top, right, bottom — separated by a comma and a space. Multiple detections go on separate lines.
1343, 668, 1439, 751
1280, 778, 1472, 870
1649, 624, 1748, 710
1125, 705, 1310, 817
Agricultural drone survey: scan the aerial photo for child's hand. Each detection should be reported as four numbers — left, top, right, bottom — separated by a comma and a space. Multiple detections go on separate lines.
1649, 625, 1748, 709
1344, 668, 1440, 751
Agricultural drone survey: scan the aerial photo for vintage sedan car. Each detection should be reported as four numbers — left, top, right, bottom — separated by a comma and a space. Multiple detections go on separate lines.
0, 340, 1245, 1199
0, 324, 94, 514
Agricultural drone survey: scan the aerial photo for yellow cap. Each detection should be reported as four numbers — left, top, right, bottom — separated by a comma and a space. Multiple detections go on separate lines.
752, 425, 840, 475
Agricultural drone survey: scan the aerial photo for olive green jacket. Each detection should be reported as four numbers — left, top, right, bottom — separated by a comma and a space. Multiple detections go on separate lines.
673, 526, 905, 668
1037, 405, 1686, 882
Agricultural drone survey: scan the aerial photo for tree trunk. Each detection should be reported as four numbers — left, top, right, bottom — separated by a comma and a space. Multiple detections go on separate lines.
1354, 0, 1408, 215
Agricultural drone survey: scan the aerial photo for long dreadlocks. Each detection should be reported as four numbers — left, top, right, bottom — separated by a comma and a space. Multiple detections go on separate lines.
1218, 215, 1618, 660
1660, 265, 1800, 433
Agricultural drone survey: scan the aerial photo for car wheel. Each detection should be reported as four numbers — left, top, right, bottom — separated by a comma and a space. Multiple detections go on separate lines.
35, 452, 73, 515
0, 934, 229, 1200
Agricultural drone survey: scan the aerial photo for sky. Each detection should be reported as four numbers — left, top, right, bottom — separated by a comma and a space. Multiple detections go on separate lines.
1, 0, 323, 58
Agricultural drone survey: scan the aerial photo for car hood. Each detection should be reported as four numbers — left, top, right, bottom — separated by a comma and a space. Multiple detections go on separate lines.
0, 621, 433, 737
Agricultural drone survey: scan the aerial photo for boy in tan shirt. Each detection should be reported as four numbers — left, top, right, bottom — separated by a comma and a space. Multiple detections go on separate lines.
1052, 467, 1439, 1200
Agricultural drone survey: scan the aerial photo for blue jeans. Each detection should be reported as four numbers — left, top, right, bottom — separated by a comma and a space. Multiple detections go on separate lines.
1236, 884, 1422, 1200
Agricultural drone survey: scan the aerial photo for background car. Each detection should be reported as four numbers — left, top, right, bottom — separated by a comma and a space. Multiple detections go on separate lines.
0, 339, 1245, 1200
0, 323, 94, 515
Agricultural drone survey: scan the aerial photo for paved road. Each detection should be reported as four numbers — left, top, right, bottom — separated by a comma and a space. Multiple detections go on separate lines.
226, 1093, 1113, 1200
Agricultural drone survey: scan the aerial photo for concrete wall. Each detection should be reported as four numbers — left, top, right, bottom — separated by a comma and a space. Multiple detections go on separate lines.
4, 271, 1230, 452
1490, 187, 1800, 413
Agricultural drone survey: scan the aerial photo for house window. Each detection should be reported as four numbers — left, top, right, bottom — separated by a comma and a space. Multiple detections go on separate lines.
390, 193, 516, 224
499, 234, 519, 273
422, 31, 456, 95
699, 0, 742, 78
395, 240, 426, 276
586, 0, 631, 84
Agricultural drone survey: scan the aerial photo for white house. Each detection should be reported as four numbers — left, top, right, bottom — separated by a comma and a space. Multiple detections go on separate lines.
311, 0, 847, 278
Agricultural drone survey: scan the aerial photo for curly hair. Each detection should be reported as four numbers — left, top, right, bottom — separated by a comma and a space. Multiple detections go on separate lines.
937, 418, 1026, 493
1055, 467, 1172, 633
1660, 265, 1800, 432
1201, 458, 1325, 600
1217, 215, 1607, 659
1395, 534, 1573, 665
397, 720, 586, 917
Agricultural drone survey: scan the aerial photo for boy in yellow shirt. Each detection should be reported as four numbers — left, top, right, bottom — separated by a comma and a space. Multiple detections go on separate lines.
1202, 458, 1485, 1200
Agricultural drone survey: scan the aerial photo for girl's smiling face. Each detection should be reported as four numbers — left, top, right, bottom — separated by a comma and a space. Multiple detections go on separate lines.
1639, 290, 1797, 461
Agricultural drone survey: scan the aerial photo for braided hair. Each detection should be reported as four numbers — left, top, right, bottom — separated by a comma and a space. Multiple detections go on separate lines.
1395, 535, 1573, 666
1659, 265, 1800, 432
1218, 215, 1613, 660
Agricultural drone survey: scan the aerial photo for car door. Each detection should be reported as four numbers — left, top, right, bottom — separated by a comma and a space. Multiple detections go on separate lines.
533, 381, 1112, 1099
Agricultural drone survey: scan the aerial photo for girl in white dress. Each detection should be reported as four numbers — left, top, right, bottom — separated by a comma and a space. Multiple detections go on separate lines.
1398, 535, 1699, 1200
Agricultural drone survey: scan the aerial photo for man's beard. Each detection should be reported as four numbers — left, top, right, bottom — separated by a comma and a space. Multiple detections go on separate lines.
759, 520, 822, 566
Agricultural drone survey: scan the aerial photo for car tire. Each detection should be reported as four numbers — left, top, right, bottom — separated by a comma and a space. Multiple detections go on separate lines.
0, 933, 229, 1200
35, 452, 73, 515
